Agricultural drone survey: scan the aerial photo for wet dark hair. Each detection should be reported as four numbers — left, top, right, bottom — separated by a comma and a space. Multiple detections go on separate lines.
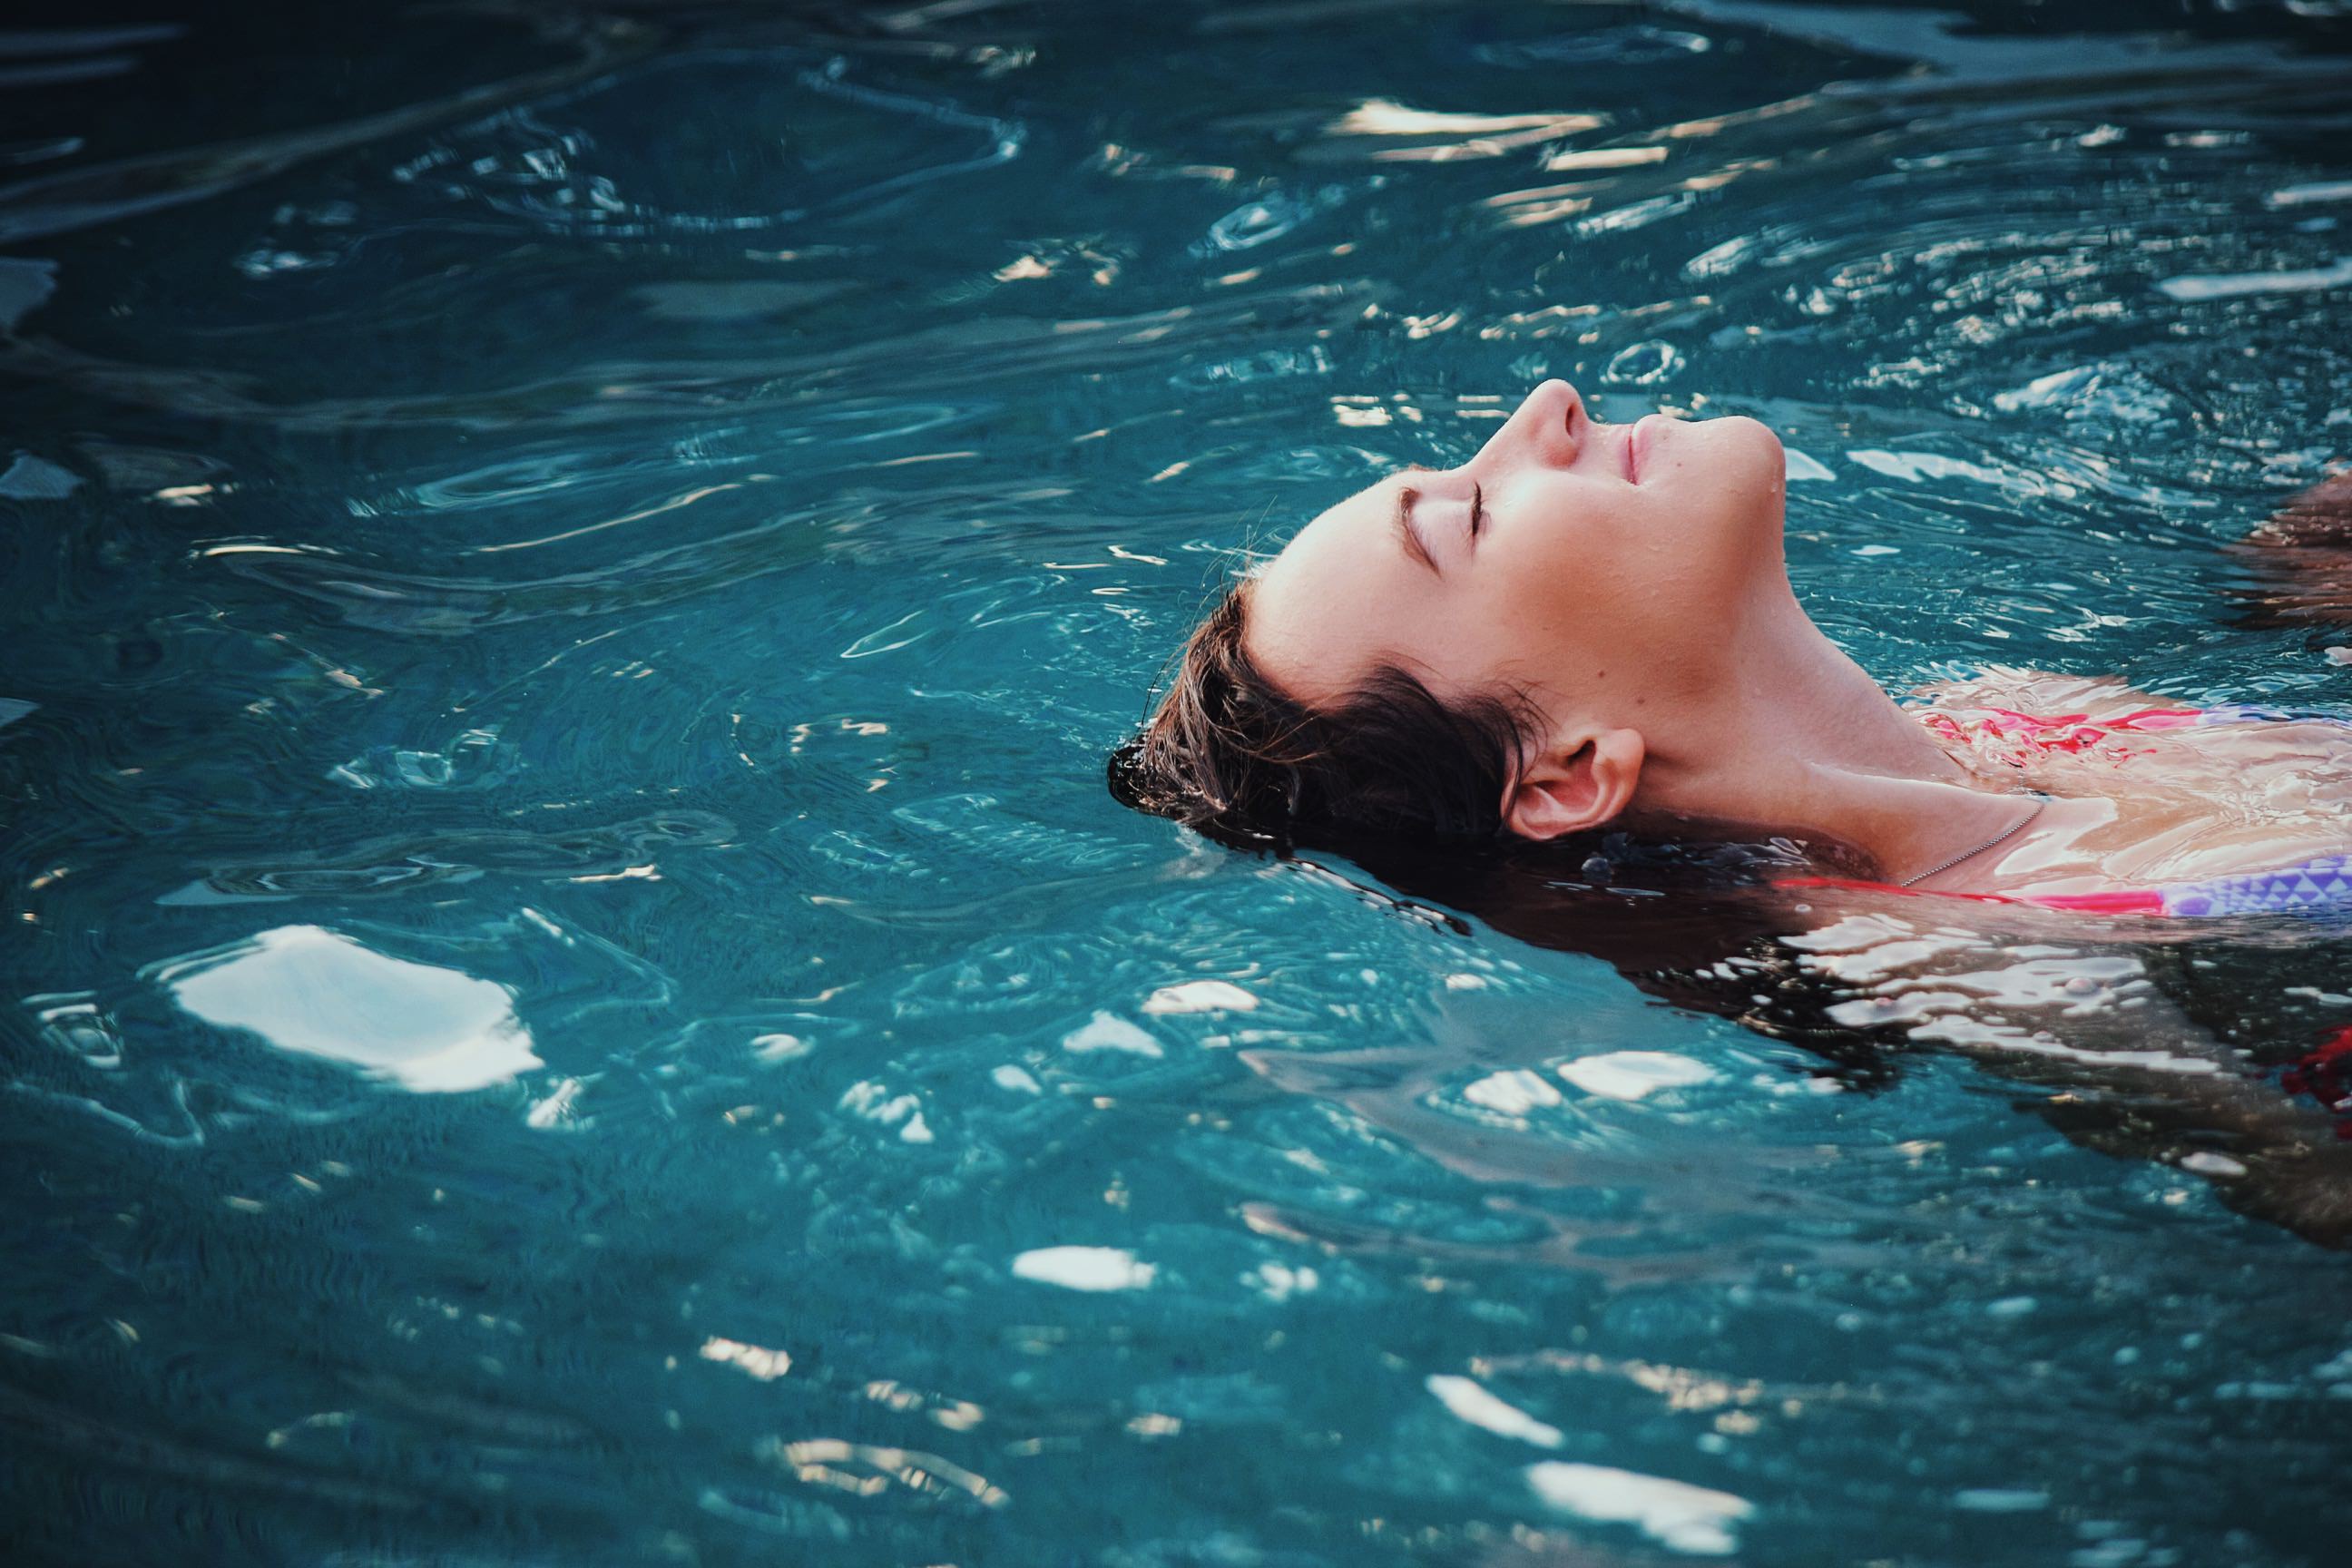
1106, 579, 1543, 850
1107, 575, 1881, 892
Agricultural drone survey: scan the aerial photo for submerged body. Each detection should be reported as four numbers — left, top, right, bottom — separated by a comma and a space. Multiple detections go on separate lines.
1847, 675, 2352, 916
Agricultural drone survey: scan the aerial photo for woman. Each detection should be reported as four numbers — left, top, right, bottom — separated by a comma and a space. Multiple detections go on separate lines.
1112, 380, 2352, 1243
1113, 378, 2351, 916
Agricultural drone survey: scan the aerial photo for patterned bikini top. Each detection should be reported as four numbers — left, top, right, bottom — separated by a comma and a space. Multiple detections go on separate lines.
1784, 702, 2352, 918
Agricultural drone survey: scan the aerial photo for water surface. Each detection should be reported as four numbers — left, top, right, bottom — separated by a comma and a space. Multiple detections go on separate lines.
5, 3, 2352, 1563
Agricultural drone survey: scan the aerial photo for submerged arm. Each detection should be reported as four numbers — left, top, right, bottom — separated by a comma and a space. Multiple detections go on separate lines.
1779, 905, 2352, 1246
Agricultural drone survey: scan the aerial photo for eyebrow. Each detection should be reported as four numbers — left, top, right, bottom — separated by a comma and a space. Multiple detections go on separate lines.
1393, 484, 1440, 576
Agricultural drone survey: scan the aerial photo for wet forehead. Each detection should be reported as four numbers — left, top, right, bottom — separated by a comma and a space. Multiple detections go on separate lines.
1241, 477, 1406, 704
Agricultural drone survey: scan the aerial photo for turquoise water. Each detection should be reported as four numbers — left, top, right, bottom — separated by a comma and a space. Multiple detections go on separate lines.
5, 2, 2352, 1563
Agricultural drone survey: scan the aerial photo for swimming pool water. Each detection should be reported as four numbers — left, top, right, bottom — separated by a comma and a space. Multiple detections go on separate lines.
5, 3, 2351, 1563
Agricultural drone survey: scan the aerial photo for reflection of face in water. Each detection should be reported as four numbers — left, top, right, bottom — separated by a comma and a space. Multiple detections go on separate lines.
1249, 844, 2352, 1251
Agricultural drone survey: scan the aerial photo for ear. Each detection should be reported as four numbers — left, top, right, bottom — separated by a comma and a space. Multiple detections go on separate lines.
1503, 728, 1645, 842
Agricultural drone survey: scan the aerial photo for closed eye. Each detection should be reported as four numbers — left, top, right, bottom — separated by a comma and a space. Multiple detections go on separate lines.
1394, 485, 1439, 575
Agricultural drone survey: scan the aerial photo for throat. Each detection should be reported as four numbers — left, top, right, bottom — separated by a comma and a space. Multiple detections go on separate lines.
1636, 601, 1998, 877
1720, 603, 1975, 789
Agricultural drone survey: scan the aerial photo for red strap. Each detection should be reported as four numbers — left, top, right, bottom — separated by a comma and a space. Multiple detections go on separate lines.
1772, 877, 2168, 916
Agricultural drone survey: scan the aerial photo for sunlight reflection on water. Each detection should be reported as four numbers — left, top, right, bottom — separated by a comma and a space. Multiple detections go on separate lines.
4, 3, 2351, 1565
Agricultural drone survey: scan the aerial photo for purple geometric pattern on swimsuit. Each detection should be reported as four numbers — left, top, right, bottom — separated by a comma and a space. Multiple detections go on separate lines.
2161, 855, 2352, 918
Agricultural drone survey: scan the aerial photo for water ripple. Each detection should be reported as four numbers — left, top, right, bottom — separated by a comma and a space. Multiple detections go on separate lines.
5, 4, 2352, 1564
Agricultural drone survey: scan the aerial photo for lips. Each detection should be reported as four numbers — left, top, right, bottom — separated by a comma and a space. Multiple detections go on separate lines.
1626, 415, 1662, 484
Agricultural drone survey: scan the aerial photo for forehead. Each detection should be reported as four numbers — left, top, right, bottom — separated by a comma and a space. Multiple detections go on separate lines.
1240, 475, 1408, 704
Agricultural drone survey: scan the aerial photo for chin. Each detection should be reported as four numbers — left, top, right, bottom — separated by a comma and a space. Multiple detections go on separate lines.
1712, 410, 1781, 454
1683, 415, 1788, 560
1694, 413, 1786, 494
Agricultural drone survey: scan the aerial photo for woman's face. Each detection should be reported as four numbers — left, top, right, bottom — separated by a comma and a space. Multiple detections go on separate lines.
1242, 379, 1789, 724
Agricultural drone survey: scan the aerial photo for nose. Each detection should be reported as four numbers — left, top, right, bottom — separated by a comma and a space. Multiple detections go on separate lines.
1476, 378, 1585, 469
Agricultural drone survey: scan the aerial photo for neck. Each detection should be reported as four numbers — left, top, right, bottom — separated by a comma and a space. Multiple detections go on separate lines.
1631, 583, 2030, 883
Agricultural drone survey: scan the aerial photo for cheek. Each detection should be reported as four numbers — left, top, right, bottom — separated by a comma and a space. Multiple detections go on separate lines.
1510, 524, 1724, 673
1388, 591, 1510, 689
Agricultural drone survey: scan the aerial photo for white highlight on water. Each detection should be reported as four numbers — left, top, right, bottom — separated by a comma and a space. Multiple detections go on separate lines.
839, 1080, 931, 1141
1011, 1246, 1155, 1291
1782, 447, 1836, 482
161, 925, 539, 1093
1245, 1262, 1319, 1301
1142, 980, 1259, 1014
700, 1337, 792, 1380
1525, 1462, 1755, 1555
1062, 1012, 1163, 1056
1463, 1069, 1563, 1115
525, 1078, 583, 1129
2269, 181, 2352, 207
753, 1032, 812, 1062
1847, 448, 2011, 487
2156, 255, 2352, 301
1557, 1051, 1719, 1101
1426, 1375, 1564, 1448
991, 1063, 1043, 1094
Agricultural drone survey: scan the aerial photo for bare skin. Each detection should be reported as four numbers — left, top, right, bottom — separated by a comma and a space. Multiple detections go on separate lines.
1242, 379, 2350, 895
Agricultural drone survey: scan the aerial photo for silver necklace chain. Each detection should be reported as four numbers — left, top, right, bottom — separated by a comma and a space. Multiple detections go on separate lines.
1896, 793, 2049, 888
